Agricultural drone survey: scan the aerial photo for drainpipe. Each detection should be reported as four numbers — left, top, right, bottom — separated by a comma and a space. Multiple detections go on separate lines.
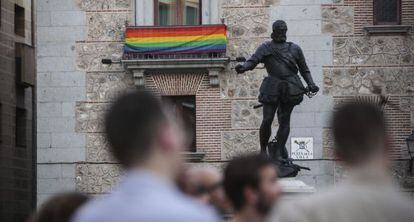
31, 0, 37, 209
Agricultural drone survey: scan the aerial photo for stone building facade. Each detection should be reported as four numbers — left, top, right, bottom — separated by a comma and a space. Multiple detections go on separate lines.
0, 0, 35, 221
36, 0, 414, 204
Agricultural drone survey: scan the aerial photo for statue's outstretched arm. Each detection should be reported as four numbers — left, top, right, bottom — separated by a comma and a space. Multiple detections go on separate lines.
235, 44, 266, 73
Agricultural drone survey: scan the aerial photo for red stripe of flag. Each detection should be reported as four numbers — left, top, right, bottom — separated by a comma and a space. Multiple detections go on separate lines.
125, 25, 226, 38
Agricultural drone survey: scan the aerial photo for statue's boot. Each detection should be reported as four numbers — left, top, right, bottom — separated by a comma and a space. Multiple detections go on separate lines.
268, 139, 311, 178
280, 144, 289, 160
278, 163, 300, 178
268, 139, 288, 161
267, 139, 280, 162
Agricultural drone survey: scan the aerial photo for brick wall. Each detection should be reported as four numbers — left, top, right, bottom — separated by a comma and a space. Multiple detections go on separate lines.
196, 76, 232, 160
329, 95, 411, 159
323, 0, 414, 36
343, 0, 373, 36
402, 0, 414, 34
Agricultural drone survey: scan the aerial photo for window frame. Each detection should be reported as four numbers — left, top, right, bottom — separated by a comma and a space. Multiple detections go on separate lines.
373, 0, 401, 25
154, 0, 202, 26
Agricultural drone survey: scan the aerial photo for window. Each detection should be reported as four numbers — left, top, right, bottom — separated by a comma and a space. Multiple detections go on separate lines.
15, 43, 35, 86
14, 4, 25, 37
155, 0, 201, 26
374, 0, 401, 25
163, 96, 196, 152
15, 108, 26, 147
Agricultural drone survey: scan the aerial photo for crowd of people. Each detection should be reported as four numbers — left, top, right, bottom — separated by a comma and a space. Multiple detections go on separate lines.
29, 90, 414, 222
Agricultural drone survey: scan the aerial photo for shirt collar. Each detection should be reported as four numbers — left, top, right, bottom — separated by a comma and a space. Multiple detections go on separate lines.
344, 164, 393, 188
117, 169, 178, 194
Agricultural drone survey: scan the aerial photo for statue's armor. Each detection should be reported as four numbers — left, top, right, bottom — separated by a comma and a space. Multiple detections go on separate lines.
241, 41, 315, 105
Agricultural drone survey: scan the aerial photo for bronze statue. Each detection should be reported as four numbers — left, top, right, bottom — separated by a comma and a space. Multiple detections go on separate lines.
236, 20, 319, 177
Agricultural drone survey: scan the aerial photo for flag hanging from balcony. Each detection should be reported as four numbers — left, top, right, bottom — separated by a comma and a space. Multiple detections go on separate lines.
124, 25, 227, 55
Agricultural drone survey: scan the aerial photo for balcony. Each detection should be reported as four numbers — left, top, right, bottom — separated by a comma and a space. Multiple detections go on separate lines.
122, 25, 229, 87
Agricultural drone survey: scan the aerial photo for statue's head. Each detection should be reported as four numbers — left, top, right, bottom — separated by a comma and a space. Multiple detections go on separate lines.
271, 20, 288, 43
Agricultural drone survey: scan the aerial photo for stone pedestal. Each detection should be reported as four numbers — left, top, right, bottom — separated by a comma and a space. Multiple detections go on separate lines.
279, 178, 315, 197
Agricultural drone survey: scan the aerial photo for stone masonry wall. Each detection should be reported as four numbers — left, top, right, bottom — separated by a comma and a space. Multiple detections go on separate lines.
37, 0, 136, 200
37, 0, 338, 197
322, 0, 414, 190
37, 0, 414, 199
37, 0, 134, 202
74, 0, 134, 195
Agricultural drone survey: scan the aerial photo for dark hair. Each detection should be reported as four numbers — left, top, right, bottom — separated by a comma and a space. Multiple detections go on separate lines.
332, 101, 387, 165
272, 20, 287, 31
223, 154, 273, 211
30, 192, 88, 222
105, 90, 167, 167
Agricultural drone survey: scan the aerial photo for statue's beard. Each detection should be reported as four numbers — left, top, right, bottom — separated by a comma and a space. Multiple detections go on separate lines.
271, 32, 287, 43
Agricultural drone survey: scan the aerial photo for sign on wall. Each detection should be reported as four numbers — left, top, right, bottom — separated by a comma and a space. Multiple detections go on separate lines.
291, 137, 313, 160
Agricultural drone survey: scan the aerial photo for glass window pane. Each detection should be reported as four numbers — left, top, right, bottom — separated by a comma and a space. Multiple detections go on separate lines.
375, 0, 399, 24
15, 4, 25, 37
183, 0, 200, 25
158, 0, 177, 26
162, 96, 196, 152
16, 108, 27, 147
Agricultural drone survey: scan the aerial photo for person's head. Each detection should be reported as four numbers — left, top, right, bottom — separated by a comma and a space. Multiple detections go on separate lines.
105, 90, 186, 177
183, 167, 231, 212
271, 20, 288, 43
30, 192, 88, 222
176, 166, 210, 204
224, 154, 281, 216
332, 101, 389, 167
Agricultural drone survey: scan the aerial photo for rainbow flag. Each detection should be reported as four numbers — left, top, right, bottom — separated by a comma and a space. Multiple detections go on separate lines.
124, 25, 227, 55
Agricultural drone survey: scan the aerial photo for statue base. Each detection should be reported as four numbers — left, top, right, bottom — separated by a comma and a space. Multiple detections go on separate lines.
279, 178, 315, 197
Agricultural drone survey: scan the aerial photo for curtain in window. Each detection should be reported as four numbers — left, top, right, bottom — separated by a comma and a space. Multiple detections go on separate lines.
157, 0, 200, 26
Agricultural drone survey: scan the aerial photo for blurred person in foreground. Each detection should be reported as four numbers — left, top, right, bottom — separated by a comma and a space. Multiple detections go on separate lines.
224, 154, 282, 222
72, 91, 219, 222
268, 101, 414, 222
29, 192, 88, 222
179, 167, 231, 214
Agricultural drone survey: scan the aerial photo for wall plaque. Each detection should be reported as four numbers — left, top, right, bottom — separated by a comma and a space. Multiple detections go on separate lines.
291, 137, 313, 160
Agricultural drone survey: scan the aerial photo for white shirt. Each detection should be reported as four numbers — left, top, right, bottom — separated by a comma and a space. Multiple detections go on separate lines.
72, 170, 221, 222
267, 167, 414, 222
